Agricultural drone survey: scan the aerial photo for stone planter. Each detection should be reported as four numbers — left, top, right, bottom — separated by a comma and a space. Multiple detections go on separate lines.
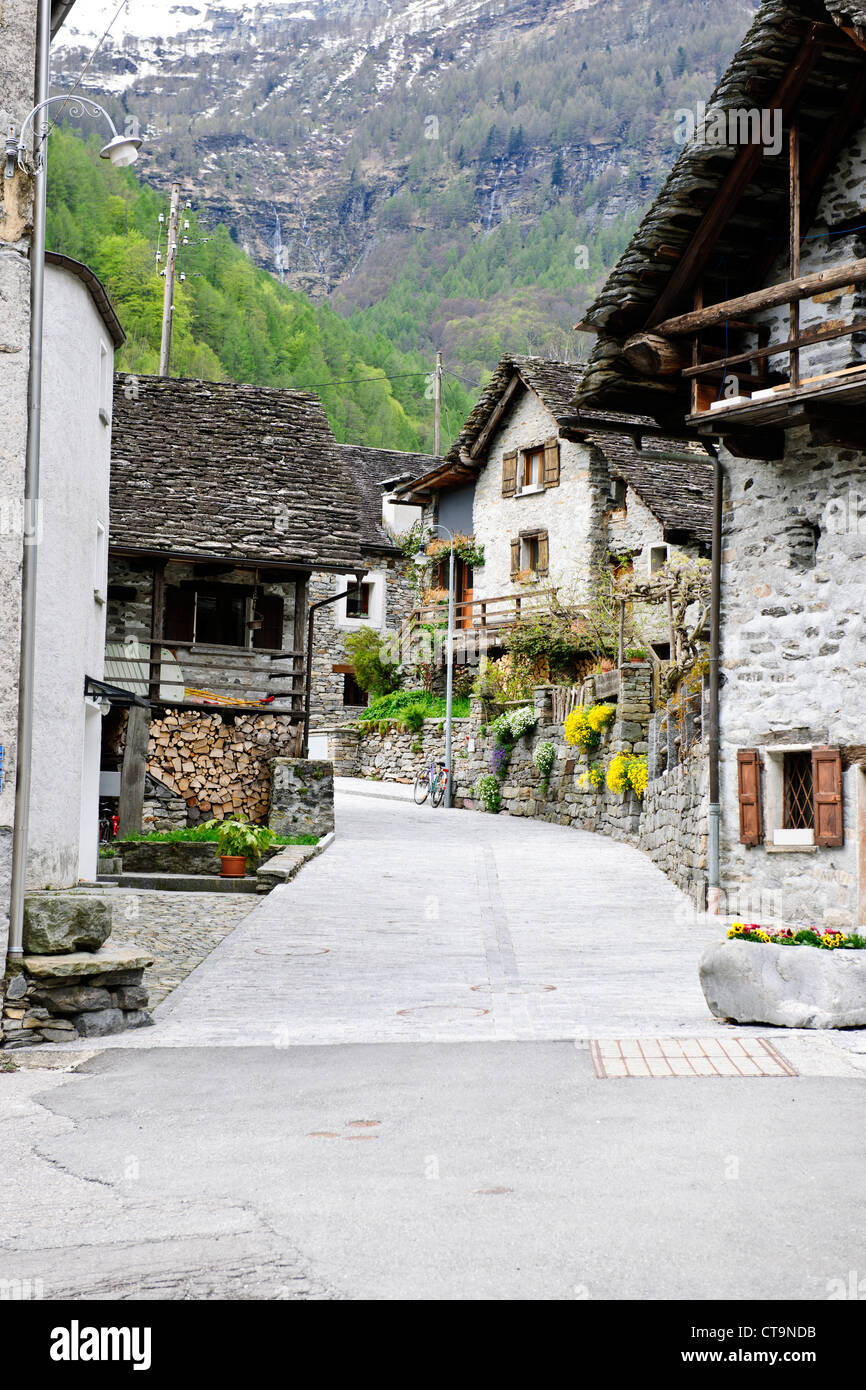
699, 939, 866, 1029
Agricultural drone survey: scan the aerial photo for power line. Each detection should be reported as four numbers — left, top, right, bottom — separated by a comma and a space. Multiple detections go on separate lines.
294, 370, 431, 389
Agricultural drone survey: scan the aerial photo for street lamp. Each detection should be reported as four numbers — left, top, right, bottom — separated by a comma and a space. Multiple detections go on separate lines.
5, 95, 142, 176
4, 89, 140, 963
416, 525, 455, 808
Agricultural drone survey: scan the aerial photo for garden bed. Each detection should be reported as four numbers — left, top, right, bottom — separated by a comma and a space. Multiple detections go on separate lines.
700, 928, 866, 1029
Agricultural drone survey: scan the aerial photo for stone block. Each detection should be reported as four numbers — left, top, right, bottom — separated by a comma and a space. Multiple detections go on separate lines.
699, 939, 866, 1029
269, 758, 334, 838
30, 985, 113, 1015
4, 974, 27, 1001
112, 986, 149, 1011
123, 1010, 155, 1029
74, 1008, 127, 1037
22, 894, 112, 955
22, 947, 153, 980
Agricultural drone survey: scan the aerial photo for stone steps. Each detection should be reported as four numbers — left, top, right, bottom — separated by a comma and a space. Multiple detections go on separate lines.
114, 873, 259, 894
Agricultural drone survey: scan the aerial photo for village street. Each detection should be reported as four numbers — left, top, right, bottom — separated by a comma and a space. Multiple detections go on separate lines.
1, 787, 865, 1301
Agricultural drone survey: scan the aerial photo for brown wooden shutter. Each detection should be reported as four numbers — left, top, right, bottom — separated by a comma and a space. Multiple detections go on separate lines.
510, 537, 520, 577
812, 746, 843, 846
502, 450, 518, 497
737, 749, 763, 845
543, 438, 560, 488
537, 531, 549, 574
163, 586, 195, 642
252, 593, 284, 650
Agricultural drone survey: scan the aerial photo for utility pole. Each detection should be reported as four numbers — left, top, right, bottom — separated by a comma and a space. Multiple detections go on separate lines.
433, 350, 443, 455
159, 182, 180, 377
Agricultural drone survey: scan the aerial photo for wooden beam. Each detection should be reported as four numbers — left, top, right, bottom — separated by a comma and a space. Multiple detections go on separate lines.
117, 703, 150, 839
470, 373, 524, 458
654, 257, 866, 336
789, 120, 801, 390
681, 316, 866, 377
622, 333, 691, 376
148, 562, 165, 703
293, 574, 308, 715
646, 29, 827, 329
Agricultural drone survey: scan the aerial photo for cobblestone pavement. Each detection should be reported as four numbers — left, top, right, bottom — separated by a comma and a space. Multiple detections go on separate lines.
88, 888, 257, 1009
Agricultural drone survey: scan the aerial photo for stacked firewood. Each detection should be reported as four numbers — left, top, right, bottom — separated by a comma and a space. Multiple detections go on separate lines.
146, 711, 300, 822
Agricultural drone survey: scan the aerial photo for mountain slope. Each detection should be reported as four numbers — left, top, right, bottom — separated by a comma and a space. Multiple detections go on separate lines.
54, 0, 760, 382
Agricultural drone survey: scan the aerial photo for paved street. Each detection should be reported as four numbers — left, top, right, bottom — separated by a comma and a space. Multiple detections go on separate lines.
2, 787, 865, 1300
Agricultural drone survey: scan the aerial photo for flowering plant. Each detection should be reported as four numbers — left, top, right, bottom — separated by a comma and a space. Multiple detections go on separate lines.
728, 922, 866, 949
605, 753, 648, 799
563, 703, 615, 752
578, 764, 604, 792
534, 741, 556, 781
475, 774, 502, 814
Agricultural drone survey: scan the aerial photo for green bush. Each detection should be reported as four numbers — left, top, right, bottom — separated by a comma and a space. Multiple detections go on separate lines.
199, 816, 275, 864
344, 628, 400, 698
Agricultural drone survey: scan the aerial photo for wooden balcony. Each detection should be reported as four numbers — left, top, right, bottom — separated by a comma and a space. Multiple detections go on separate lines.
398, 588, 557, 662
104, 638, 304, 714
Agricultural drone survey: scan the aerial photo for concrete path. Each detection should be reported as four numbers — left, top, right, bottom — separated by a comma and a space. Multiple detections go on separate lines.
70, 789, 752, 1049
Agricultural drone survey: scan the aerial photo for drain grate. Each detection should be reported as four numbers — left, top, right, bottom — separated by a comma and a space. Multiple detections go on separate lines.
590, 1037, 797, 1078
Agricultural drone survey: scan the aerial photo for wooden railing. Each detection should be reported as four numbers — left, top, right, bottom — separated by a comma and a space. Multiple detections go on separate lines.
551, 685, 583, 723
398, 588, 557, 661
104, 638, 304, 712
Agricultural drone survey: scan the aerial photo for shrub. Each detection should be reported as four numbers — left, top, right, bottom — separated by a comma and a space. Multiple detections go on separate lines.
475, 774, 502, 814
563, 702, 615, 751
344, 628, 400, 698
200, 816, 275, 864
534, 740, 556, 781
577, 764, 604, 792
402, 703, 426, 732
606, 753, 648, 798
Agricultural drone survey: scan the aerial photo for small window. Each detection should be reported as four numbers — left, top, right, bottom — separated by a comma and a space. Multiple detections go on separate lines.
783, 752, 814, 831
525, 535, 541, 571
650, 544, 669, 574
94, 521, 107, 603
521, 447, 544, 489
98, 342, 112, 425
520, 530, 548, 575
195, 589, 246, 647
610, 478, 626, 507
346, 582, 372, 618
343, 673, 367, 706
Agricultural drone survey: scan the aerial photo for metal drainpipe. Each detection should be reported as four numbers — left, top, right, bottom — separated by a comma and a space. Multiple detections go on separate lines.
7, 0, 51, 961
707, 449, 723, 916
302, 577, 365, 758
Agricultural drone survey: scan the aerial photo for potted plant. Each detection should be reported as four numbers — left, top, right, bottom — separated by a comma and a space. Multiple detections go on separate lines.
202, 816, 275, 877
625, 646, 649, 663
700, 922, 866, 1028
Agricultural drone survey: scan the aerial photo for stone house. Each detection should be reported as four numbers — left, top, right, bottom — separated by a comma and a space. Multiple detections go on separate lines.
104, 374, 367, 828
574, 0, 866, 928
395, 354, 712, 659
307, 444, 439, 742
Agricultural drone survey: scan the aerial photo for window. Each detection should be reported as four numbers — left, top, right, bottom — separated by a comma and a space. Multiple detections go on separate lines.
610, 478, 626, 507
94, 521, 107, 604
511, 530, 549, 577
346, 582, 372, 618
162, 584, 283, 650
343, 673, 367, 706
783, 751, 814, 831
522, 447, 544, 489
98, 342, 112, 426
650, 544, 669, 574
738, 745, 844, 848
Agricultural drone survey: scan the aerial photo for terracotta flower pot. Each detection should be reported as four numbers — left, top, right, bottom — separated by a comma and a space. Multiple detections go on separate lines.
220, 855, 247, 878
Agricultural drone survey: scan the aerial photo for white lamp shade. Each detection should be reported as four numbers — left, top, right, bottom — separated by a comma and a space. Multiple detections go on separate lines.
99, 133, 142, 167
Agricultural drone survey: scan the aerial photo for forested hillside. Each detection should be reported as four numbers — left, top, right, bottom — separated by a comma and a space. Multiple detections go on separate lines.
45, 130, 472, 450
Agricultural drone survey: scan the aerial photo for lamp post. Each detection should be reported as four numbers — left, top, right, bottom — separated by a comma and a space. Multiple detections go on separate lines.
417, 525, 455, 808
3, 87, 141, 961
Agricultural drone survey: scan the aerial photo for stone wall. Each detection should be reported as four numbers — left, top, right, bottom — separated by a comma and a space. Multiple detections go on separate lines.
327, 669, 709, 900
718, 429, 866, 929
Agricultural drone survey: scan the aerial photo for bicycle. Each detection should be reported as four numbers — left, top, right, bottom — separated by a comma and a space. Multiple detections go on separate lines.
413, 758, 448, 807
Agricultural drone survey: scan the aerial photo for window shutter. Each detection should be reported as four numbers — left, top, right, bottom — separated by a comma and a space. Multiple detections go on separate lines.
502, 450, 518, 497
163, 587, 195, 642
252, 593, 284, 650
537, 532, 549, 574
812, 746, 843, 846
737, 749, 763, 845
543, 438, 560, 488
510, 537, 520, 577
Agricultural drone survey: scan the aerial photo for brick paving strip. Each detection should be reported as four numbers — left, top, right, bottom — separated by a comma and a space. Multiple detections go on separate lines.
590, 1037, 798, 1079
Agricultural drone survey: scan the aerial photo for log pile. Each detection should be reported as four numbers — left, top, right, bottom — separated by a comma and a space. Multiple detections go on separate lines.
145, 711, 301, 824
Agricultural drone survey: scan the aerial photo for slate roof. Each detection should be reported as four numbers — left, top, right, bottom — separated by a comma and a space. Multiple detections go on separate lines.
336, 444, 443, 550
109, 375, 367, 572
435, 353, 713, 546
574, 0, 866, 415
